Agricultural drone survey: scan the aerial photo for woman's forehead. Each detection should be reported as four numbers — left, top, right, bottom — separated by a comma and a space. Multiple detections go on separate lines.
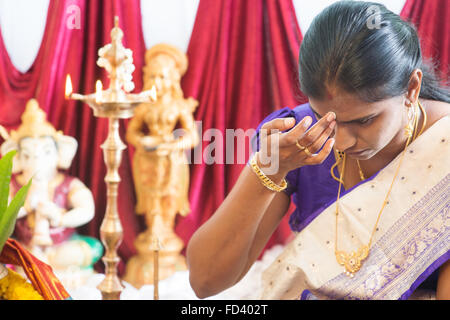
309, 90, 400, 121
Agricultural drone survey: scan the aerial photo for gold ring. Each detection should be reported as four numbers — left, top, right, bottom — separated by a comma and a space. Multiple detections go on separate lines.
296, 141, 306, 151
303, 147, 313, 157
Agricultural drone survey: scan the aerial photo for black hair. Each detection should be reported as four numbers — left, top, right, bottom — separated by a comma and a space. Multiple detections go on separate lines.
298, 0, 450, 103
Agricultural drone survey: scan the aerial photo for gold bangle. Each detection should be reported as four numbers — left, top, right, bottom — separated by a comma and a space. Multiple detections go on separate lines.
250, 153, 287, 192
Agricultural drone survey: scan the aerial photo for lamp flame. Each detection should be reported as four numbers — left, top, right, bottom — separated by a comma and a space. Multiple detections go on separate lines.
96, 80, 103, 103
65, 74, 73, 98
150, 85, 157, 102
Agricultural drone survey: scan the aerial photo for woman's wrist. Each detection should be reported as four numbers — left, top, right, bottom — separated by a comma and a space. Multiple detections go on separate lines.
251, 153, 288, 192
254, 152, 288, 184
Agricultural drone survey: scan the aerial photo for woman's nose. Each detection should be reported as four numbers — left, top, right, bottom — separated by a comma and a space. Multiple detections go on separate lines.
334, 124, 356, 152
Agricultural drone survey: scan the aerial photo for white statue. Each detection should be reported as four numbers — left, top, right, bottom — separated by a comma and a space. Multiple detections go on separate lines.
0, 99, 103, 288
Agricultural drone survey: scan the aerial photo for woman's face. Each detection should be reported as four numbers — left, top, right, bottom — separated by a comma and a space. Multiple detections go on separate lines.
309, 88, 408, 160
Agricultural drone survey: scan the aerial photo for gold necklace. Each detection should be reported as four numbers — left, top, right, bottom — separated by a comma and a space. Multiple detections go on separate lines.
356, 160, 366, 180
334, 101, 426, 277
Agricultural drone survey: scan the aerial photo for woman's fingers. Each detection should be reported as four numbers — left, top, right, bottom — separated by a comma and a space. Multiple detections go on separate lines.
258, 113, 337, 172
279, 116, 312, 147
260, 117, 296, 135
306, 120, 336, 154
303, 138, 335, 165
295, 112, 336, 149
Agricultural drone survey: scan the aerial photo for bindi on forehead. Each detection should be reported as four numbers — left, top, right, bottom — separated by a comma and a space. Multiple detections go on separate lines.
324, 84, 338, 101
325, 90, 334, 100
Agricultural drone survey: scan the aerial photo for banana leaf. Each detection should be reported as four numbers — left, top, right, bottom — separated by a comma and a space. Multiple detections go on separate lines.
0, 150, 15, 216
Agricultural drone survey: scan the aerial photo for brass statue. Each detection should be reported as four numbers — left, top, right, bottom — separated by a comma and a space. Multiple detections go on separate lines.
124, 43, 199, 288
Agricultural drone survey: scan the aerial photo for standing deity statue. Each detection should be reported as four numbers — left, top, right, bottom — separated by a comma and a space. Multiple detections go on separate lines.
0, 99, 103, 289
124, 44, 199, 288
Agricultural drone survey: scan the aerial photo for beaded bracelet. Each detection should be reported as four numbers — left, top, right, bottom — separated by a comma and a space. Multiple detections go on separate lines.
249, 153, 287, 192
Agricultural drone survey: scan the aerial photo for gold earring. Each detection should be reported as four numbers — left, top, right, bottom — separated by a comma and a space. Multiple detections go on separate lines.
404, 104, 415, 138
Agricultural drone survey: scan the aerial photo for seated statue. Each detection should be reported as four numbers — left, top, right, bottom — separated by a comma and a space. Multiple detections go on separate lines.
0, 99, 103, 289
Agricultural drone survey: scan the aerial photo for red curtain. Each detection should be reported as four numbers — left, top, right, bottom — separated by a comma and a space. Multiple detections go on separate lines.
176, 0, 307, 253
0, 0, 146, 273
0, 0, 306, 273
400, 0, 450, 78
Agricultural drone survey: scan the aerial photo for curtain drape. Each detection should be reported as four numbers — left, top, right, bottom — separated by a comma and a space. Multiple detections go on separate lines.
176, 0, 307, 254
400, 0, 450, 78
0, 0, 146, 273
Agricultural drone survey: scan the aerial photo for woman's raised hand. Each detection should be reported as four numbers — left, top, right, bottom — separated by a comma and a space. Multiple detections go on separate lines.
257, 112, 336, 178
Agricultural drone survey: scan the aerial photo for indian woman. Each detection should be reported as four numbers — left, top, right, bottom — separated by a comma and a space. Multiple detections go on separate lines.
186, 1, 449, 300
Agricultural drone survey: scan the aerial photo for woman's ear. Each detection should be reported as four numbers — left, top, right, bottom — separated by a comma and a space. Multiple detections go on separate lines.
56, 135, 78, 169
0, 139, 20, 173
405, 68, 423, 105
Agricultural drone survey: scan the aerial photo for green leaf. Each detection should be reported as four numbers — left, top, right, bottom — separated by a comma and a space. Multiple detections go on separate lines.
0, 178, 31, 253
0, 150, 16, 216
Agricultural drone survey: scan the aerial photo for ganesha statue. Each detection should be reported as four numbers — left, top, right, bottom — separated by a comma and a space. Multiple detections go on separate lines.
0, 99, 102, 289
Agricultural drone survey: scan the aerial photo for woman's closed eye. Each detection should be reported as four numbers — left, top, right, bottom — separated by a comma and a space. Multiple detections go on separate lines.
344, 115, 377, 126
357, 116, 375, 125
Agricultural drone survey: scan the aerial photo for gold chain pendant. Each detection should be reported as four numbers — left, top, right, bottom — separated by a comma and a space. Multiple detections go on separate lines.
335, 245, 369, 277
333, 102, 426, 278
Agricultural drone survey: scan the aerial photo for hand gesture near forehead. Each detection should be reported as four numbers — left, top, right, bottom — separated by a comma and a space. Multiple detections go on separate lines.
257, 112, 336, 177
